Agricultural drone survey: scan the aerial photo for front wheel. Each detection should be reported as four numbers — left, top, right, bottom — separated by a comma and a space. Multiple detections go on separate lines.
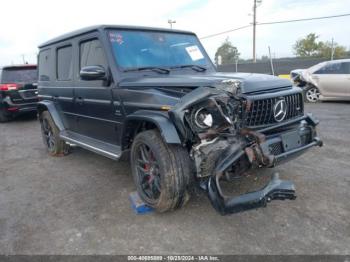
304, 86, 320, 103
130, 129, 192, 212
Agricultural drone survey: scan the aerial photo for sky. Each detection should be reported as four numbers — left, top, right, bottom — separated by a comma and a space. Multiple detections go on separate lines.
0, 0, 350, 65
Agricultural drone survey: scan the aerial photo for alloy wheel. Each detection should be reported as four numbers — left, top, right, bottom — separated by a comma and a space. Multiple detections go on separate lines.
135, 143, 161, 202
41, 119, 55, 150
306, 87, 320, 103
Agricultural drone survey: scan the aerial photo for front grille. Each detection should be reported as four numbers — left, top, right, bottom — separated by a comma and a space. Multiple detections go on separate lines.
244, 93, 303, 127
269, 142, 283, 155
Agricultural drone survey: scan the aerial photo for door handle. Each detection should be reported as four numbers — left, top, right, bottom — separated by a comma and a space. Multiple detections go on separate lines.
76, 97, 84, 105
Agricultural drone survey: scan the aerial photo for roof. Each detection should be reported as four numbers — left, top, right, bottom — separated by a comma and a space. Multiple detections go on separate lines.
39, 25, 195, 48
1, 64, 37, 70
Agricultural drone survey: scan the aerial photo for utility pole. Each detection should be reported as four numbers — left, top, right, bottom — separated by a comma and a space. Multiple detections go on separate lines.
331, 37, 335, 60
168, 19, 176, 29
268, 46, 275, 75
252, 0, 257, 63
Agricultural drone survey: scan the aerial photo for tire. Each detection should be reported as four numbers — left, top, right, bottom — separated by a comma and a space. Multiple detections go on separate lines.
0, 108, 11, 123
39, 111, 69, 156
304, 86, 320, 103
130, 129, 192, 212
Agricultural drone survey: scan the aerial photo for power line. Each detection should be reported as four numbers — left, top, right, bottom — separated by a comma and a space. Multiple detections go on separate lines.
258, 13, 350, 25
200, 13, 350, 39
200, 25, 251, 39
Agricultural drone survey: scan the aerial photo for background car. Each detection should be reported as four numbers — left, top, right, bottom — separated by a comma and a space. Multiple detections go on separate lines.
290, 59, 350, 102
0, 64, 38, 122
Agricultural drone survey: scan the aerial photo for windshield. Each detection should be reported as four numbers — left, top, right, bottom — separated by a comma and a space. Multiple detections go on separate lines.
0, 67, 37, 83
108, 30, 211, 70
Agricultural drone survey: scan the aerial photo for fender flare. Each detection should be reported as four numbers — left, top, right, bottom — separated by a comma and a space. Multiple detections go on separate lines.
124, 110, 182, 145
37, 101, 65, 131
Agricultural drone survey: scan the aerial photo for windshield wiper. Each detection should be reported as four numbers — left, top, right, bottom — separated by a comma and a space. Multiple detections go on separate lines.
124, 66, 170, 74
170, 64, 207, 72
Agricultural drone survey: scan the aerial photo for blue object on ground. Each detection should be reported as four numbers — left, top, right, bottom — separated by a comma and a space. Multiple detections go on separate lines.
129, 191, 154, 214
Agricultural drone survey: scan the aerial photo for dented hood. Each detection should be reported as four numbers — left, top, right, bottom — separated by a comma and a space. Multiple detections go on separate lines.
119, 72, 293, 94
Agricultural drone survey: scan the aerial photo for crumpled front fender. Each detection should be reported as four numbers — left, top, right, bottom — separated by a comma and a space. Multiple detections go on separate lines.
168, 86, 224, 140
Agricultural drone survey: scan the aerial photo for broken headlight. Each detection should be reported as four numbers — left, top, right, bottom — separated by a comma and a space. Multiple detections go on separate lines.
187, 97, 234, 134
193, 107, 213, 129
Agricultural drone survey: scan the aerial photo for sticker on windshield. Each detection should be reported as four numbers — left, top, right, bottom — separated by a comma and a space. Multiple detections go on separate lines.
185, 45, 204, 61
109, 32, 124, 45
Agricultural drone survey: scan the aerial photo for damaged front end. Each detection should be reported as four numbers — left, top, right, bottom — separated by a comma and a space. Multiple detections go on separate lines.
169, 82, 322, 215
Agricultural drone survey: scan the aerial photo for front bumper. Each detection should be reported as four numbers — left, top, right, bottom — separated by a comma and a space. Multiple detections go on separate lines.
206, 113, 322, 215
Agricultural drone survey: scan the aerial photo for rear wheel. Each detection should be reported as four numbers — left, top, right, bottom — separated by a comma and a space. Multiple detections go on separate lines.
39, 111, 69, 156
130, 129, 192, 212
0, 108, 11, 123
304, 86, 320, 103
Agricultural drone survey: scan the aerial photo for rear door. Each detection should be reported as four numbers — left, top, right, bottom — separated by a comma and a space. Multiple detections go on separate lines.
74, 35, 118, 144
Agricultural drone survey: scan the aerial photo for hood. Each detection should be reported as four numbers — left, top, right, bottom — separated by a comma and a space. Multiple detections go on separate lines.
291, 69, 305, 75
119, 72, 293, 94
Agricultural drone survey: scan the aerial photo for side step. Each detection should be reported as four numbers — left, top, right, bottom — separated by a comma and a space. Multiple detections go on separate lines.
60, 130, 121, 160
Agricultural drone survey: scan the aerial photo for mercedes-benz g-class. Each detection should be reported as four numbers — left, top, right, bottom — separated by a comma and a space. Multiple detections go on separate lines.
37, 25, 322, 215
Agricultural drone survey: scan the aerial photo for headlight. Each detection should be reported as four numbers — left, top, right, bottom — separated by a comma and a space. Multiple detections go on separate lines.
186, 96, 237, 135
194, 107, 213, 128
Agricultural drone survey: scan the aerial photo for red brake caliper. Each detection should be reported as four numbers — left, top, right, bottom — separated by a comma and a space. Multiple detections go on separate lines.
143, 162, 151, 183
146, 152, 156, 183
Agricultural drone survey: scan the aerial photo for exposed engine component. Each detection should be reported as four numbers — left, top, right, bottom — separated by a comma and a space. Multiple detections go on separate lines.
191, 138, 228, 177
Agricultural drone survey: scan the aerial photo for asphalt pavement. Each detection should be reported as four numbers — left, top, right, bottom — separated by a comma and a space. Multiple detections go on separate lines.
0, 102, 349, 255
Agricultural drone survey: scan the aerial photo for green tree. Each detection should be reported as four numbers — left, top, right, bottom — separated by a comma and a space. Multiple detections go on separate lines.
293, 33, 323, 57
318, 41, 347, 59
215, 38, 240, 65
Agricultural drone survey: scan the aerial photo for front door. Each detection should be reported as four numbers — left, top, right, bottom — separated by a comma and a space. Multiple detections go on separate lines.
74, 37, 118, 145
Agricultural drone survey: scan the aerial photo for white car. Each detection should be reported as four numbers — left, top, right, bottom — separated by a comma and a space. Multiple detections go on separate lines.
290, 59, 350, 102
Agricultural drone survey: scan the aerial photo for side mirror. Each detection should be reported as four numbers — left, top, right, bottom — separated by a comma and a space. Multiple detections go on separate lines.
80, 65, 107, 81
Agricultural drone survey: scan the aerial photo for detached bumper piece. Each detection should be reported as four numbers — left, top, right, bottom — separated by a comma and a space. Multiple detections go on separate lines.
207, 173, 296, 215
205, 114, 322, 215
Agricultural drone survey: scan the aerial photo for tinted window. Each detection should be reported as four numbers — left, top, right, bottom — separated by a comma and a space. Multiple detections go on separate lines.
57, 45, 73, 80
39, 49, 51, 81
108, 30, 210, 69
341, 62, 350, 74
315, 62, 347, 74
0, 67, 37, 83
80, 39, 107, 69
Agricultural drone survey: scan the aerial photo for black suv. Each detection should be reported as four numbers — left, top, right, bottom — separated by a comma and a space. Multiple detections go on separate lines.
37, 25, 322, 215
0, 65, 38, 122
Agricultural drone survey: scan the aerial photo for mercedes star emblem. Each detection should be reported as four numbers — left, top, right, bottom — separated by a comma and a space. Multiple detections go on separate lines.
273, 99, 287, 122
